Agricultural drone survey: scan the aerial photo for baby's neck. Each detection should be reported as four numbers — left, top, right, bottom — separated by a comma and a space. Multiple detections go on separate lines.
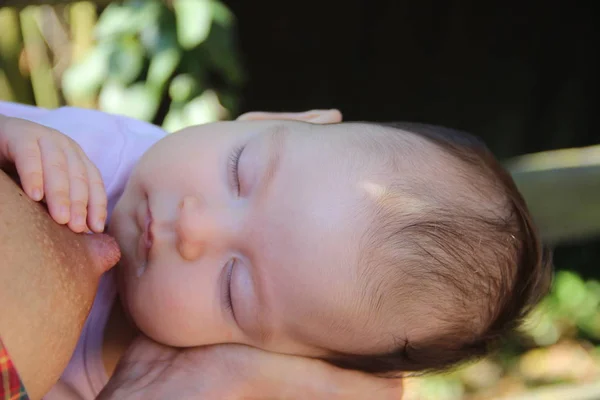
102, 296, 138, 377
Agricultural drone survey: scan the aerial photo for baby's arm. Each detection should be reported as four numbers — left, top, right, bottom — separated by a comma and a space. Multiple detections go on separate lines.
0, 112, 107, 233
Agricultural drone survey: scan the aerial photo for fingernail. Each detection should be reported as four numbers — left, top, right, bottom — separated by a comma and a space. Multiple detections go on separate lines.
94, 218, 105, 232
31, 188, 42, 201
60, 204, 70, 221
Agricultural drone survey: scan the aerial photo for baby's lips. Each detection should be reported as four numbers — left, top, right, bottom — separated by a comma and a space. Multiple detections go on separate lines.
83, 233, 121, 274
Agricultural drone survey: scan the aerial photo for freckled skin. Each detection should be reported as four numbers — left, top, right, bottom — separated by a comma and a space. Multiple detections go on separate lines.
0, 170, 120, 400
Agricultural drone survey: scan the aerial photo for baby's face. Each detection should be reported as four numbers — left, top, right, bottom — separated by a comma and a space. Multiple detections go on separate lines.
110, 118, 404, 357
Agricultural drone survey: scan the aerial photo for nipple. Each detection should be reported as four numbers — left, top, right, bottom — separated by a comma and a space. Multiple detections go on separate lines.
82, 233, 121, 274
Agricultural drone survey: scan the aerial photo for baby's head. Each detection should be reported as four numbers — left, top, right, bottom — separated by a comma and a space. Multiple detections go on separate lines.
110, 110, 551, 375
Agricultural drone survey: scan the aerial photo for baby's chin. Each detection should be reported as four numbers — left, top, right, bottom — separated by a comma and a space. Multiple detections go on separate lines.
134, 318, 207, 348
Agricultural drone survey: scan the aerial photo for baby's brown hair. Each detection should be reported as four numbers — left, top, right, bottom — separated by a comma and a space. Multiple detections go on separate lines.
325, 122, 552, 375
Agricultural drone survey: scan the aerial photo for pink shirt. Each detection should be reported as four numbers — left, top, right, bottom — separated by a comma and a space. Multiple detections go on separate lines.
0, 102, 167, 399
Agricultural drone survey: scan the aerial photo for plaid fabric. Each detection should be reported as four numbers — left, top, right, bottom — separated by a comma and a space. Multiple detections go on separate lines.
0, 337, 29, 400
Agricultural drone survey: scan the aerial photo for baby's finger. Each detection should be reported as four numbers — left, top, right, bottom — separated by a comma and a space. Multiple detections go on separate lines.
10, 138, 44, 201
65, 146, 90, 233
39, 135, 70, 225
82, 155, 107, 232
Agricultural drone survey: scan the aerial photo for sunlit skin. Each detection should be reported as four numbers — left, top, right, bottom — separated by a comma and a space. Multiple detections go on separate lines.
0, 170, 120, 400
0, 108, 406, 399
109, 110, 445, 361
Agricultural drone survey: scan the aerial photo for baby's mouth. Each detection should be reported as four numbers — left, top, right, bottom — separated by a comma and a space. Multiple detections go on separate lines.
137, 203, 153, 276
144, 213, 154, 250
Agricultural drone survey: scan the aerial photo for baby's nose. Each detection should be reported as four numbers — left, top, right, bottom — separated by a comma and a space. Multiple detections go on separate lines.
177, 194, 234, 261
177, 195, 205, 260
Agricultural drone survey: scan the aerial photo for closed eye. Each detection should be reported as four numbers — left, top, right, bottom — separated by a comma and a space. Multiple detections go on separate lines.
224, 258, 237, 321
228, 145, 245, 195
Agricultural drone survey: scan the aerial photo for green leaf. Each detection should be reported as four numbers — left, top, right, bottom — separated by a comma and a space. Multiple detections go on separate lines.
95, 3, 138, 38
181, 90, 224, 124
99, 81, 160, 122
521, 304, 561, 346
173, 0, 213, 50
62, 43, 112, 101
554, 271, 587, 312
210, 0, 234, 27
95, 0, 162, 39
140, 20, 178, 56
216, 90, 238, 114
162, 89, 223, 132
107, 36, 145, 85
161, 105, 186, 133
168, 74, 197, 103
147, 47, 181, 91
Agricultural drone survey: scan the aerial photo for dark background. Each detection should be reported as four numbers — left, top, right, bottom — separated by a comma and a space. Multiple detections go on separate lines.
226, 0, 597, 157
224, 0, 599, 275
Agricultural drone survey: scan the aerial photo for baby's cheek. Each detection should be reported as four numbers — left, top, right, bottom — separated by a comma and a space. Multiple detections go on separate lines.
129, 277, 209, 347
220, 325, 237, 342
127, 278, 188, 345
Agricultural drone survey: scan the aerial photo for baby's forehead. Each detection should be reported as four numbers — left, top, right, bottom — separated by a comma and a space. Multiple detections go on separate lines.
264, 122, 470, 355
323, 122, 449, 164
317, 123, 463, 198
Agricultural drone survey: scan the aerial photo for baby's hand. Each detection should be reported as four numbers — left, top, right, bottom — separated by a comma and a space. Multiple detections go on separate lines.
0, 114, 106, 233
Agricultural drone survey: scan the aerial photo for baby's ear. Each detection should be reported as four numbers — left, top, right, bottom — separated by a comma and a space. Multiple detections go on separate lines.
236, 109, 342, 124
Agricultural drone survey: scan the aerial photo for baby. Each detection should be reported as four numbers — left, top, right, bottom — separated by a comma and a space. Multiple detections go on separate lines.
0, 102, 551, 398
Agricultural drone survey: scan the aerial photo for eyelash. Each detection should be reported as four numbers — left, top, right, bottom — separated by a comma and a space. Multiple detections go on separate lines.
225, 259, 236, 317
228, 145, 244, 195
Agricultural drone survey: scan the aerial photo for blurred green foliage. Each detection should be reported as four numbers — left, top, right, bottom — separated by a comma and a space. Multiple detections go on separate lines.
0, 0, 243, 130
522, 271, 600, 346
62, 0, 244, 131
402, 267, 600, 400
1, 2, 600, 399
